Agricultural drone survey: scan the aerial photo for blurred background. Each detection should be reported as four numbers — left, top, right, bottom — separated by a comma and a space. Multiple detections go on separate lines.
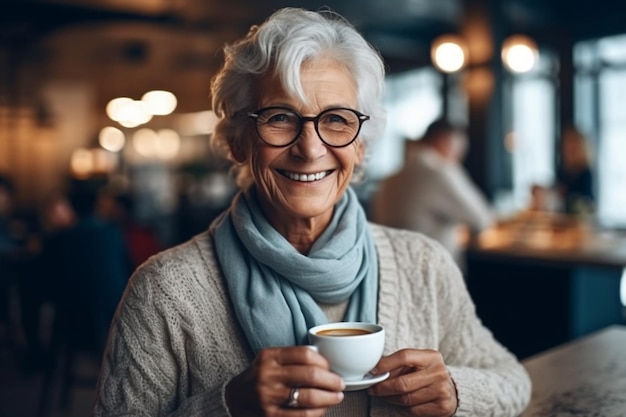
2, 0, 626, 231
1, 0, 626, 416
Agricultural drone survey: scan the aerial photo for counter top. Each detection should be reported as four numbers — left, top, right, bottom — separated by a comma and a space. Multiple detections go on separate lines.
467, 212, 626, 268
521, 325, 626, 416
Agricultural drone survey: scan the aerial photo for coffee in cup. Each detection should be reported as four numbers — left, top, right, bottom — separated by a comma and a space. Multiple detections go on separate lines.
308, 322, 385, 381
315, 328, 372, 337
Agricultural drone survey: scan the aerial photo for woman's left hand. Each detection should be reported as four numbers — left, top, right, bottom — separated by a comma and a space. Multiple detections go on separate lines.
367, 348, 458, 417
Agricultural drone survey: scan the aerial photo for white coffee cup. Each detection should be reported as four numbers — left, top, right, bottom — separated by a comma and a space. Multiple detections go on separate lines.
308, 322, 385, 381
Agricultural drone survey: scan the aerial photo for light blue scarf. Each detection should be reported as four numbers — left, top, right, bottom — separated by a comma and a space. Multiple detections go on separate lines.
212, 186, 378, 354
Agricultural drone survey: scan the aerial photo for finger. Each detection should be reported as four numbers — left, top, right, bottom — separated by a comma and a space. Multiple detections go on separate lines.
281, 387, 345, 410
369, 373, 458, 417
271, 346, 330, 369
374, 380, 453, 407
369, 363, 446, 396
254, 348, 345, 411
277, 364, 345, 392
255, 346, 331, 387
371, 348, 441, 375
255, 364, 344, 408
404, 383, 458, 417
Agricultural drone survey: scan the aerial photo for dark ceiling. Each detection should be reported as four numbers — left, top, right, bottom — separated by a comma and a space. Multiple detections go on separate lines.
1, 0, 625, 113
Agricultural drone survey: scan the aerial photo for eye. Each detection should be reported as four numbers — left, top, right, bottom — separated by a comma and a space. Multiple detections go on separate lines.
320, 109, 358, 129
321, 112, 349, 125
260, 109, 298, 126
267, 113, 289, 123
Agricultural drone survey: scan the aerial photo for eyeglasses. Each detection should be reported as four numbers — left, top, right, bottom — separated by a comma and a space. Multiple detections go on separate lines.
247, 107, 370, 148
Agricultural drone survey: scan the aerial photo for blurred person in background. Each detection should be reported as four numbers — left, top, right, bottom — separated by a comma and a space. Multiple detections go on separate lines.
0, 176, 17, 251
42, 180, 131, 355
0, 176, 18, 343
556, 125, 595, 216
370, 119, 494, 267
97, 190, 162, 270
93, 8, 530, 417
0, 176, 35, 347
16, 192, 77, 368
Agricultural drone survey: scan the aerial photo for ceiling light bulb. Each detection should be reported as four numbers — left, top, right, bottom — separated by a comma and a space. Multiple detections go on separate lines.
99, 126, 126, 152
142, 90, 178, 116
502, 35, 538, 73
431, 35, 467, 73
106, 97, 133, 122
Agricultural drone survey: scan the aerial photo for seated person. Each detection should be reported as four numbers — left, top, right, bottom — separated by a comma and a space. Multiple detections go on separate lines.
370, 119, 494, 266
93, 8, 530, 417
556, 125, 595, 215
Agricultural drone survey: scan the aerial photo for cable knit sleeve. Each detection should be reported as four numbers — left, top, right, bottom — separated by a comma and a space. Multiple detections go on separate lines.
93, 234, 250, 417
370, 224, 531, 417
433, 250, 531, 416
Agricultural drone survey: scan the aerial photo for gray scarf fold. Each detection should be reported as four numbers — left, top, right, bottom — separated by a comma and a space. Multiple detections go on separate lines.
212, 186, 378, 354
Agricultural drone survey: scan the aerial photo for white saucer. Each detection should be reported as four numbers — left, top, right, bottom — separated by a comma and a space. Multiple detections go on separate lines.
343, 372, 390, 391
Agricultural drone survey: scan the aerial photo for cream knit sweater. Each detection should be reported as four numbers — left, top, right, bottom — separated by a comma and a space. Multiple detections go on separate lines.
93, 223, 531, 416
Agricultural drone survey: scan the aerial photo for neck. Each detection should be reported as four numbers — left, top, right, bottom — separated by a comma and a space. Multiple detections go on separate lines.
254, 190, 332, 255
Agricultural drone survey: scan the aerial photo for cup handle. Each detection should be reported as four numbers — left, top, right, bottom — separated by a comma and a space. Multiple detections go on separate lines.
305, 345, 318, 353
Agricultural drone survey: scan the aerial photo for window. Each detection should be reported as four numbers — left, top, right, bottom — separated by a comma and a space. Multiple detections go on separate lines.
367, 68, 442, 180
507, 52, 557, 213
575, 34, 626, 228
510, 77, 556, 208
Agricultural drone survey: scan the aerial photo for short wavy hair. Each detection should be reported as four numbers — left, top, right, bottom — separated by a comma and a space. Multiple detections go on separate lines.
210, 7, 387, 188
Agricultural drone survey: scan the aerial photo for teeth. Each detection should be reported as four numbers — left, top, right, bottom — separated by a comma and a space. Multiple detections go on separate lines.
284, 170, 329, 182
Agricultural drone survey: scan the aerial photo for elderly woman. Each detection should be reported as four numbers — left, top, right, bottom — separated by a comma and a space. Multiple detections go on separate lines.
93, 7, 530, 417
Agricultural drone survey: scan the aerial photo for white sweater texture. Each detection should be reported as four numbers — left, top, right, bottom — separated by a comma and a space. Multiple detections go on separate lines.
93, 223, 531, 416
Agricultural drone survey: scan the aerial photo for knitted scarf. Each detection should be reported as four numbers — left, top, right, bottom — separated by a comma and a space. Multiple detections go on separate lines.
212, 186, 378, 354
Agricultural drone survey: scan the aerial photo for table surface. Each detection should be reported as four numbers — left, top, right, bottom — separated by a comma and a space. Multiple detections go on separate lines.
467, 212, 626, 268
520, 325, 626, 416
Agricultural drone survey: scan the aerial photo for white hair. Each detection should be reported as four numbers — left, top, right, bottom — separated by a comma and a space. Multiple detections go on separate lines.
210, 7, 387, 188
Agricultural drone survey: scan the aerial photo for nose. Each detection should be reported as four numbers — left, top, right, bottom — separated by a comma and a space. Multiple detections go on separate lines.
289, 120, 327, 160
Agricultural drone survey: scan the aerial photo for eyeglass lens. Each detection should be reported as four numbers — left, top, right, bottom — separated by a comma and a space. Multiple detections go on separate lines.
252, 108, 366, 147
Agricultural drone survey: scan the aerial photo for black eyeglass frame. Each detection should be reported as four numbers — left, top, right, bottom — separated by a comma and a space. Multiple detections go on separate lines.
247, 106, 370, 148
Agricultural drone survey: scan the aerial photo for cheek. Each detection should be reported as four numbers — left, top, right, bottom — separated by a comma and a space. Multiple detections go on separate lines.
249, 147, 279, 182
354, 140, 365, 164
342, 142, 364, 169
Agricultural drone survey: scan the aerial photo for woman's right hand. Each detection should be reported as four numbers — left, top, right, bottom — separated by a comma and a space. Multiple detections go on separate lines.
225, 345, 345, 416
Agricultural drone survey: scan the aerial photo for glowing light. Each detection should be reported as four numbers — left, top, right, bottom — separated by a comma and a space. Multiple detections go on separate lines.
70, 148, 93, 178
106, 97, 133, 122
177, 110, 219, 136
155, 129, 180, 159
118, 100, 152, 128
106, 97, 152, 127
99, 126, 126, 152
502, 35, 538, 73
431, 35, 467, 73
133, 128, 158, 158
142, 90, 178, 116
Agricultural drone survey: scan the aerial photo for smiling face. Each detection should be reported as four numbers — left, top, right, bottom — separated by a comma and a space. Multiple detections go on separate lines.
239, 57, 364, 246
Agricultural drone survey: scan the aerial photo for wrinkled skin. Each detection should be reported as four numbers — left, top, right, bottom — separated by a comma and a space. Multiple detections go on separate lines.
225, 346, 345, 416
225, 57, 360, 417
368, 349, 458, 417
225, 56, 458, 417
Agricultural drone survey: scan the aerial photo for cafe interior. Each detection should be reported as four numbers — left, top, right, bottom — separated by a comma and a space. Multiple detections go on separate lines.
2, 0, 626, 416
